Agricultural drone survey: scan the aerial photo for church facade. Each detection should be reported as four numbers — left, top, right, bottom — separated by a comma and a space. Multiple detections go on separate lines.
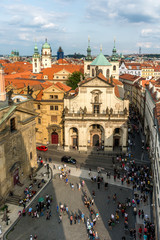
63, 71, 129, 152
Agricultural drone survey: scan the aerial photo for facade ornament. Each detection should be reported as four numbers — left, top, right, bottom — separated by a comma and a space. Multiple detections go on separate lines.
64, 106, 69, 115
124, 107, 127, 115
106, 107, 109, 115
110, 108, 113, 115
84, 106, 87, 114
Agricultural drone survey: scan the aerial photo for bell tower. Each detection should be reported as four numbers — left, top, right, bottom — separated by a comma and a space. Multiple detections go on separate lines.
32, 43, 41, 73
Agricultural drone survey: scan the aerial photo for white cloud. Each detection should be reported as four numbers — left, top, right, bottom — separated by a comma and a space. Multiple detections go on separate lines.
136, 42, 152, 48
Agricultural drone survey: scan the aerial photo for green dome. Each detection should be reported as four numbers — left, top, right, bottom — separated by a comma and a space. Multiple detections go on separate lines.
33, 43, 40, 58
42, 39, 51, 49
90, 52, 111, 66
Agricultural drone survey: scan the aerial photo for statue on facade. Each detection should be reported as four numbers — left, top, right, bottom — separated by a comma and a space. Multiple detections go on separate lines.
106, 107, 109, 115
63, 106, 69, 115
110, 108, 113, 115
84, 106, 87, 114
7, 89, 13, 105
124, 107, 127, 115
27, 86, 33, 97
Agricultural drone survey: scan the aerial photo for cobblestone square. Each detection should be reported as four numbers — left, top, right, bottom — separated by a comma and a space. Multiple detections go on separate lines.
8, 174, 135, 240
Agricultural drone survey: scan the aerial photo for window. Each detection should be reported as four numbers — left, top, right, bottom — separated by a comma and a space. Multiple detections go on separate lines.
38, 105, 40, 110
56, 76, 59, 78
50, 95, 53, 99
50, 106, 54, 110
54, 95, 58, 99
10, 118, 16, 132
38, 118, 41, 124
16, 99, 20, 103
106, 69, 110, 78
115, 128, 120, 134
113, 65, 116, 71
87, 65, 90, 70
63, 76, 65, 79
51, 116, 57, 122
30, 152, 32, 160
92, 69, 94, 77
55, 106, 58, 111
35, 63, 37, 67
93, 105, 100, 114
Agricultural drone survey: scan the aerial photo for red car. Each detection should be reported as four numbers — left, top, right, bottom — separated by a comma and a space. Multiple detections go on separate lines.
36, 146, 48, 151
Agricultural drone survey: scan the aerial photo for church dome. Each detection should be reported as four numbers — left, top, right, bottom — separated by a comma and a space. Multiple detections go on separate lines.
42, 39, 51, 49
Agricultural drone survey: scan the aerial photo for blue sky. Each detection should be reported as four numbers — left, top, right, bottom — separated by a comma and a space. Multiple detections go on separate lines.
0, 0, 160, 56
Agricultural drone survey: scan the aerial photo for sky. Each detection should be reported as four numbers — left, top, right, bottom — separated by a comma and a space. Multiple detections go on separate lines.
0, 0, 160, 56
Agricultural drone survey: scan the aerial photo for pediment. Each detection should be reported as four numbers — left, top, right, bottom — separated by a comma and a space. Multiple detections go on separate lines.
80, 76, 113, 87
43, 85, 62, 93
55, 69, 70, 75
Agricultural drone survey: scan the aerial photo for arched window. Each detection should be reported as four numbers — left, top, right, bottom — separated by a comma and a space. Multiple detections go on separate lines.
113, 65, 116, 71
92, 69, 94, 77
106, 69, 110, 78
98, 69, 103, 74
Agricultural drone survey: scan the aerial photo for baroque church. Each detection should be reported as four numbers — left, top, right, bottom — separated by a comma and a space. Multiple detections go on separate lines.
63, 40, 129, 152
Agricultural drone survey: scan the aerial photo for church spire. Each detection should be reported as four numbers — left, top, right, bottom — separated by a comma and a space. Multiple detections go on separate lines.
86, 36, 92, 60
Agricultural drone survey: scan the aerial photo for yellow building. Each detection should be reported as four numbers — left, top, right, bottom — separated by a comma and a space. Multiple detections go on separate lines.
141, 64, 154, 78
35, 82, 71, 146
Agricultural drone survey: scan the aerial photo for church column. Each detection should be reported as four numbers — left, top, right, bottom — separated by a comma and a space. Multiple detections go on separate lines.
121, 125, 128, 152
104, 126, 113, 151
78, 126, 87, 152
64, 123, 70, 151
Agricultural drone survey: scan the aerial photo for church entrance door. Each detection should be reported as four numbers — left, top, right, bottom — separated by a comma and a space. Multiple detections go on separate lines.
51, 132, 58, 144
93, 134, 99, 146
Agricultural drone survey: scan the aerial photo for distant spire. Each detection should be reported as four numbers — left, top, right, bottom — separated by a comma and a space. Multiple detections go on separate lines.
88, 35, 90, 47
45, 38, 47, 42
114, 38, 116, 48
100, 44, 102, 52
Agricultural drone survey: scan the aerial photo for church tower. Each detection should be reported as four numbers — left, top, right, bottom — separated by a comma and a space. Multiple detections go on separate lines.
84, 37, 93, 77
0, 64, 6, 101
110, 40, 119, 80
41, 39, 52, 68
32, 43, 41, 73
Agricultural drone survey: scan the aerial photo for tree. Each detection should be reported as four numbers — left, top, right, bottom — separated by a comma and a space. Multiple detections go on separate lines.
66, 71, 84, 90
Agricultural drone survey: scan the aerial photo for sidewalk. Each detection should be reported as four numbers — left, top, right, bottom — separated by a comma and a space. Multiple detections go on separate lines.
0, 166, 52, 239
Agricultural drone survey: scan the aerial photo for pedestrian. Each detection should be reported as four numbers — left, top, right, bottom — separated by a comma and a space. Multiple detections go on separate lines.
59, 214, 62, 223
141, 209, 144, 219
70, 215, 73, 225
81, 212, 85, 222
138, 209, 141, 218
66, 206, 69, 214
74, 213, 77, 224
78, 214, 81, 224
33, 235, 37, 240
56, 205, 59, 213
107, 195, 110, 204
78, 183, 81, 191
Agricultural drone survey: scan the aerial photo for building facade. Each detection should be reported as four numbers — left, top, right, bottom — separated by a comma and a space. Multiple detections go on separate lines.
63, 74, 129, 152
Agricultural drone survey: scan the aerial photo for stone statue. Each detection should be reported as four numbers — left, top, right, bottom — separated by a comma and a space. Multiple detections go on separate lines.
110, 108, 113, 115
106, 107, 109, 115
124, 107, 127, 115
27, 86, 33, 97
7, 89, 13, 104
63, 106, 69, 114
95, 66, 98, 76
84, 106, 87, 114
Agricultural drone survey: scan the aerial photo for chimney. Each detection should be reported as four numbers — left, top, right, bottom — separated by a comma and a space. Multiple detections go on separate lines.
0, 64, 6, 101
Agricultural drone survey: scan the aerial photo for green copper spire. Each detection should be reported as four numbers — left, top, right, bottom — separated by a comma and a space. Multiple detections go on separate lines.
33, 43, 40, 58
111, 39, 119, 61
86, 36, 92, 61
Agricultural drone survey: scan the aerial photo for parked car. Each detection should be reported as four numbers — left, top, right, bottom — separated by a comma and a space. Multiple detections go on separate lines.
36, 146, 48, 151
61, 156, 76, 164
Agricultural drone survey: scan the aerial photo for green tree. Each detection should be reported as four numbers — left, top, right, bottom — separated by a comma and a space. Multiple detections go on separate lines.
66, 71, 84, 90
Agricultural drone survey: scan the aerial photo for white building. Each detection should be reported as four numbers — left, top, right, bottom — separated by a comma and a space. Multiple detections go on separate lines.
63, 71, 129, 152
119, 61, 141, 76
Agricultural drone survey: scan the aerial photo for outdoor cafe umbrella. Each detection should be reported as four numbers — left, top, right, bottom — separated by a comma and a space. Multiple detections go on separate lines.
38, 197, 44, 203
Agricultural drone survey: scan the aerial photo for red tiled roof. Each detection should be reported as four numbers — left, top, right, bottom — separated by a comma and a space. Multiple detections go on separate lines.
120, 74, 140, 82
55, 82, 71, 92
36, 90, 43, 100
